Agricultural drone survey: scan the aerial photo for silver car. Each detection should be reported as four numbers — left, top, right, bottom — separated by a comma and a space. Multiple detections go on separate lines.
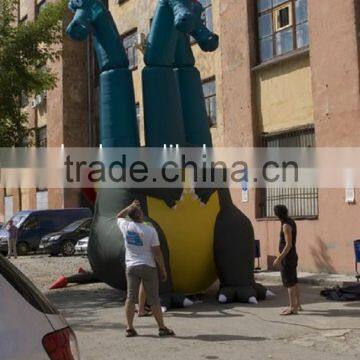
0, 255, 80, 359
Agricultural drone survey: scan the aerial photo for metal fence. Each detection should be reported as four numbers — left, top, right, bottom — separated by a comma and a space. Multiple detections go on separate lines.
260, 126, 318, 218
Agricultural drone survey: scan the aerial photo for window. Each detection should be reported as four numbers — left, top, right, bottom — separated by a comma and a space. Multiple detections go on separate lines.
35, 0, 47, 18
20, 92, 29, 108
259, 127, 318, 218
122, 29, 138, 70
36, 126, 47, 147
81, 219, 92, 231
257, 0, 309, 63
202, 78, 217, 128
36, 190, 48, 210
135, 103, 140, 127
199, 0, 213, 31
18, 14, 28, 25
4, 196, 13, 222
274, 4, 292, 31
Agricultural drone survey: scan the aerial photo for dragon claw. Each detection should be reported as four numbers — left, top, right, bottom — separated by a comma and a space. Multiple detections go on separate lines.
266, 290, 276, 299
183, 298, 194, 307
248, 296, 258, 305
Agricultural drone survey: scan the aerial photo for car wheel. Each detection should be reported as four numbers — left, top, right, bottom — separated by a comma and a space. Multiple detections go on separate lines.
61, 241, 75, 256
17, 242, 29, 256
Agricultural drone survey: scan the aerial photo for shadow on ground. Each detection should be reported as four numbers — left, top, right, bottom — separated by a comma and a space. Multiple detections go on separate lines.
45, 282, 360, 333
141, 334, 267, 342
46, 285, 126, 331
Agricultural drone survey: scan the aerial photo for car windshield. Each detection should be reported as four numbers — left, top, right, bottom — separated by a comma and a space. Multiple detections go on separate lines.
63, 219, 86, 232
6, 214, 29, 229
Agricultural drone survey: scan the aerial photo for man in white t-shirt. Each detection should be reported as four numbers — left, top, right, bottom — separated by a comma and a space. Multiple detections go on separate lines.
117, 200, 175, 337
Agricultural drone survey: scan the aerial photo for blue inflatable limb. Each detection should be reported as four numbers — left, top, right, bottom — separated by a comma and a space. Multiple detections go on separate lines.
91, 18, 129, 71
100, 69, 139, 147
174, 34, 212, 147
168, 0, 197, 33
189, 0, 219, 52
144, 1, 179, 66
142, 67, 187, 147
66, 0, 138, 147
175, 67, 212, 147
173, 33, 195, 67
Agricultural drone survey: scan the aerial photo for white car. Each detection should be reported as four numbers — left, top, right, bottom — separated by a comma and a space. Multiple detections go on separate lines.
0, 255, 80, 360
75, 236, 89, 255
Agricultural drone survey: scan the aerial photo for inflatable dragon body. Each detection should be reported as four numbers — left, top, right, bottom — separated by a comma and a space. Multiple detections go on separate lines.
66, 0, 269, 309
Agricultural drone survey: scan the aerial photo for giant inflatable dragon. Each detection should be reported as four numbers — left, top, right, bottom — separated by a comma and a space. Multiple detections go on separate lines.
65, 0, 270, 309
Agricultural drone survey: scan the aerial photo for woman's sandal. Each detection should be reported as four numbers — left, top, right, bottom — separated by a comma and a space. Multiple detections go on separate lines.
138, 310, 153, 317
125, 328, 138, 337
280, 308, 298, 316
159, 327, 175, 337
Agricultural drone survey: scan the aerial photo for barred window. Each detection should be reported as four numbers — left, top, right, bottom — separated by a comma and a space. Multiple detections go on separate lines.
4, 196, 14, 222
202, 78, 217, 128
190, 0, 213, 44
257, 0, 309, 63
199, 0, 213, 31
122, 29, 138, 70
135, 103, 140, 126
36, 126, 47, 147
259, 127, 318, 218
35, 0, 47, 18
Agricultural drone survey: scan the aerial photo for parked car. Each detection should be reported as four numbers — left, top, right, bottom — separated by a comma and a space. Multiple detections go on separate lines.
0, 254, 80, 359
75, 236, 89, 255
39, 218, 92, 256
0, 208, 92, 256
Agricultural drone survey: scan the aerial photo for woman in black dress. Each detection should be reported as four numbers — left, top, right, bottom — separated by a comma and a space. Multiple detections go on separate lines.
273, 205, 301, 315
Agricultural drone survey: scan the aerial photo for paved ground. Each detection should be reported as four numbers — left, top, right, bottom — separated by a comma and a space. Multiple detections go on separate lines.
10, 256, 360, 360
255, 270, 357, 287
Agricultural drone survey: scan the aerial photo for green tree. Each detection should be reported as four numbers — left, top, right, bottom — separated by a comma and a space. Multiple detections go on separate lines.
0, 0, 67, 146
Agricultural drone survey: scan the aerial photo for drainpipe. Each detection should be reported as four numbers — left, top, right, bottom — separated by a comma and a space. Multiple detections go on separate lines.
87, 37, 94, 146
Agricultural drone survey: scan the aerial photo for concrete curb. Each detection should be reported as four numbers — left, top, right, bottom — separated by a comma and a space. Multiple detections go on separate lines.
255, 271, 357, 288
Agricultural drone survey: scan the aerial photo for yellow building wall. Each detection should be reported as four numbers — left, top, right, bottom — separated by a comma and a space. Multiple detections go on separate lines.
255, 55, 314, 133
109, 0, 223, 145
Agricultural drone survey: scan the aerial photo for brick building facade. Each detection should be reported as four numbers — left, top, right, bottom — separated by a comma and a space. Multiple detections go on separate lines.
1, 0, 360, 275
0, 0, 90, 221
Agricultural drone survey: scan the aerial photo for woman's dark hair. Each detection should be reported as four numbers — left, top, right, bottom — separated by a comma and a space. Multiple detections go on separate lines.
273, 205, 289, 221
128, 206, 143, 222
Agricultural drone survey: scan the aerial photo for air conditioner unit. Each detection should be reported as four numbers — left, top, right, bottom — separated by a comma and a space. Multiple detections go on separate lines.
31, 93, 47, 108
37, 93, 46, 105
36, 94, 42, 103
135, 32, 147, 52
31, 99, 38, 109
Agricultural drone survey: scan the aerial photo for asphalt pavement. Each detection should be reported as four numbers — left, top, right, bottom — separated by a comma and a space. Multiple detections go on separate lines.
47, 282, 360, 360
